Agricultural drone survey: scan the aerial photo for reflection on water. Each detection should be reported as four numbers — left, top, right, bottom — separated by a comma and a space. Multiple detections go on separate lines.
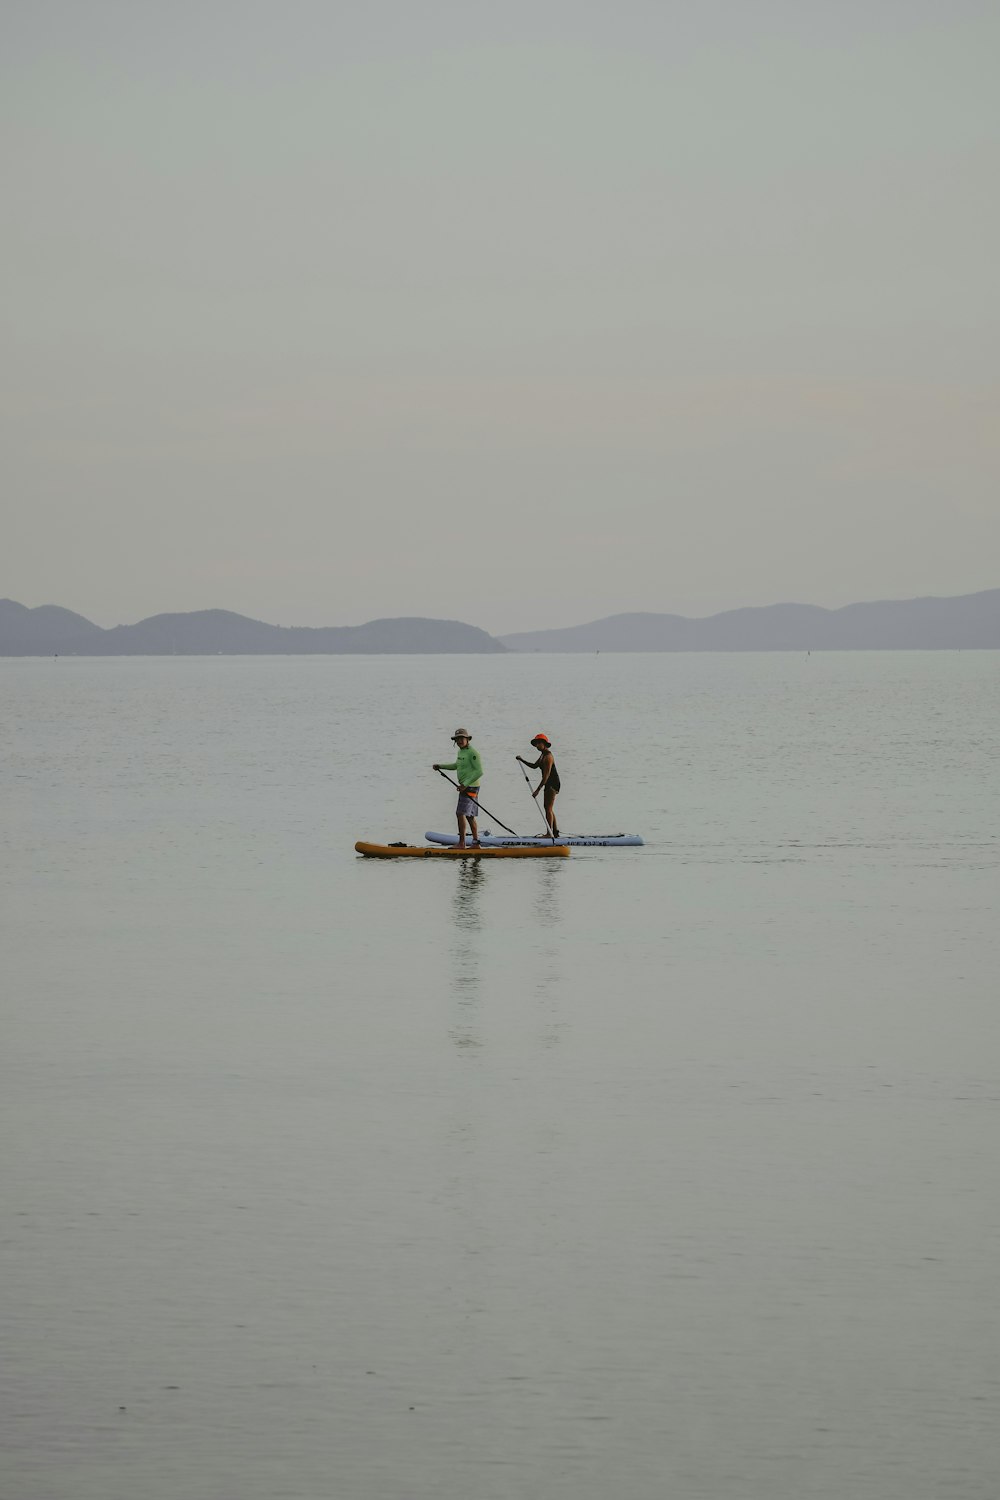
449, 862, 486, 1053
531, 862, 567, 1049
452, 858, 486, 932
532, 858, 564, 929
447, 861, 569, 1055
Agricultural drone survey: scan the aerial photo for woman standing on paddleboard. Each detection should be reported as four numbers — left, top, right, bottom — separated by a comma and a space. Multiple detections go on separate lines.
517, 733, 561, 839
433, 729, 484, 850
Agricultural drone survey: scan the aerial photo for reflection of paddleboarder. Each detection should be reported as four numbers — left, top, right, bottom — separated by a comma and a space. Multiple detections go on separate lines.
517, 733, 561, 839
433, 728, 484, 849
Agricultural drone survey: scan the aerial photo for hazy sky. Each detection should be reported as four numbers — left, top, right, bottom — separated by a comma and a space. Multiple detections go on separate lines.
3, 0, 998, 633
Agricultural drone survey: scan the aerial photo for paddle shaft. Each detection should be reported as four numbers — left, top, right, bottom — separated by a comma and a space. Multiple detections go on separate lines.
435, 770, 520, 837
517, 757, 555, 837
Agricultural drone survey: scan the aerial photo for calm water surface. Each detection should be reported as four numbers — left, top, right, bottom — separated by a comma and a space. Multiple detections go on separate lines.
3, 653, 999, 1499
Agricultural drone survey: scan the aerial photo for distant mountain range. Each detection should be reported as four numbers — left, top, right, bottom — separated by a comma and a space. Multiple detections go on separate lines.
0, 601, 505, 655
3, 589, 998, 655
500, 589, 1000, 651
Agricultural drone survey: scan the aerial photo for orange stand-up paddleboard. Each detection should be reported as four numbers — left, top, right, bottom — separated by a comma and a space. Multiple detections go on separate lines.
355, 841, 570, 859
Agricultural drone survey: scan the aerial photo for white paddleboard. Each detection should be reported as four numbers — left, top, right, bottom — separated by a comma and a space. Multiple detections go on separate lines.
425, 831, 644, 848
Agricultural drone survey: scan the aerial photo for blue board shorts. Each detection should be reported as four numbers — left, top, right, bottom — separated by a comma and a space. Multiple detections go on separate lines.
457, 787, 481, 818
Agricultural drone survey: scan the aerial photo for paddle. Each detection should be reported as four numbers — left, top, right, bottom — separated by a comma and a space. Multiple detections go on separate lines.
516, 757, 556, 839
434, 770, 521, 837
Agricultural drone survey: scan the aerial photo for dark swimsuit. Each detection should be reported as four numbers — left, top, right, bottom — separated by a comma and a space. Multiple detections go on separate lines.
544, 758, 561, 794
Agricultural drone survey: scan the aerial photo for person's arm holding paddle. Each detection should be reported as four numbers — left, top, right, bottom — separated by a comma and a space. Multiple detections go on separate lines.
433, 750, 484, 790
516, 743, 552, 798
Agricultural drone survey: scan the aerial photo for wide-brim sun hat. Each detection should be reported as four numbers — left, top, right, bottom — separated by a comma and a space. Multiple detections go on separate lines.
531, 732, 551, 745
452, 728, 471, 741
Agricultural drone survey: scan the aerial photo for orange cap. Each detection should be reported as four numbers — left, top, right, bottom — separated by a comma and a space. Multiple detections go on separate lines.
531, 732, 551, 745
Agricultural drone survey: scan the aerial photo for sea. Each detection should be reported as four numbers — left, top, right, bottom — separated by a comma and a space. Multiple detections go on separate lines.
3, 651, 999, 1500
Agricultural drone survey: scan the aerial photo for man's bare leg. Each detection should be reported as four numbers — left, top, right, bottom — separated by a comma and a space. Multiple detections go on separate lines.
456, 813, 468, 849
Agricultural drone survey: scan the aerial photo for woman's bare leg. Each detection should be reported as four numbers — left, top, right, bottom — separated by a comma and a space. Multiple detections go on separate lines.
544, 790, 559, 838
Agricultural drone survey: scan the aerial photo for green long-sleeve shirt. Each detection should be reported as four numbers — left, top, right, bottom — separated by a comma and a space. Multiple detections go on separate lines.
439, 745, 483, 787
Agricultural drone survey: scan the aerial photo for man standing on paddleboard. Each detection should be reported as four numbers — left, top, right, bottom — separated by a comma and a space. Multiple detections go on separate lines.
433, 729, 484, 849
517, 733, 561, 839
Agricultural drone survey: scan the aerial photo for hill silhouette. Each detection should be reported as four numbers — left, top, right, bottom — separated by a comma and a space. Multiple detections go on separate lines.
5, 589, 998, 655
0, 601, 506, 655
499, 589, 1000, 651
